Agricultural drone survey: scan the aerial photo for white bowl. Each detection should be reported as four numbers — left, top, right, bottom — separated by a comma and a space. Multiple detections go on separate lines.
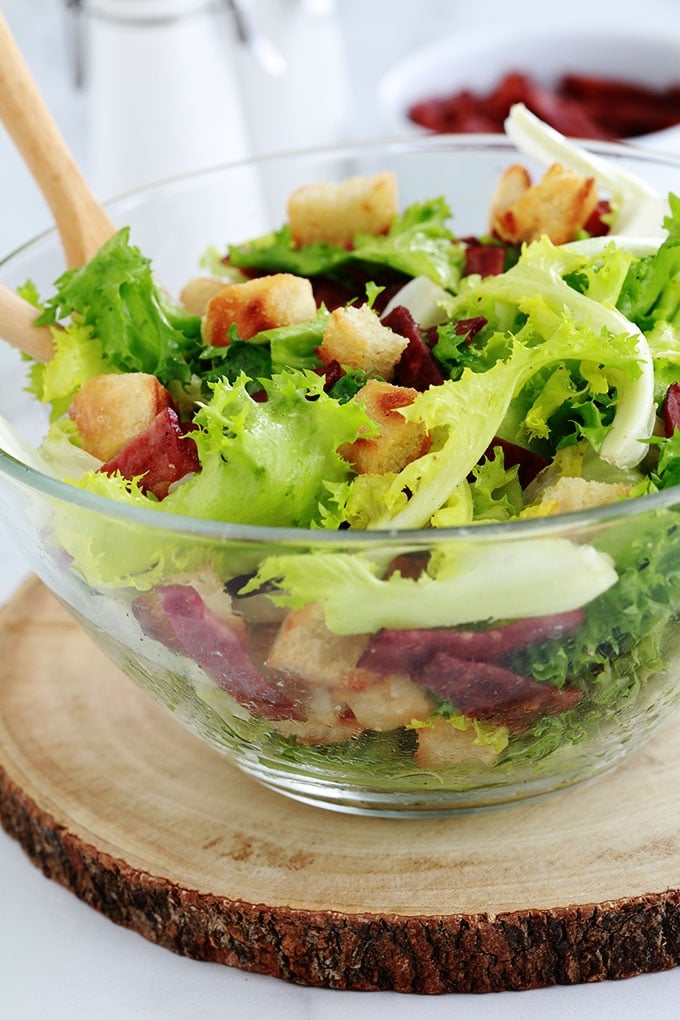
378, 25, 680, 152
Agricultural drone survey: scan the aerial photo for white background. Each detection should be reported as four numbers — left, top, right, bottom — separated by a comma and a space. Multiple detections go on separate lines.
3, 0, 680, 1016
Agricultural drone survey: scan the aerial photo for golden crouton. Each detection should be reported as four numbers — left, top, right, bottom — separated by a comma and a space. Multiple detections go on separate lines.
180, 276, 233, 316
490, 162, 598, 245
342, 674, 435, 732
69, 372, 173, 462
489, 163, 532, 216
266, 602, 375, 690
270, 686, 364, 746
201, 272, 317, 345
318, 304, 408, 381
533, 475, 630, 515
339, 379, 431, 474
287, 171, 398, 248
414, 717, 499, 770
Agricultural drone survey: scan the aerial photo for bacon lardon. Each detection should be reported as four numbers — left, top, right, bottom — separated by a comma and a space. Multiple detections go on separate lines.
132, 584, 301, 720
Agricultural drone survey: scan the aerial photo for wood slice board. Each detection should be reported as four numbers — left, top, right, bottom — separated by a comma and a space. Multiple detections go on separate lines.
2, 579, 680, 994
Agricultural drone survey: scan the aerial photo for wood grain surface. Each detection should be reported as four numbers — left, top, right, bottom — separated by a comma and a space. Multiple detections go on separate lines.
2, 578, 680, 994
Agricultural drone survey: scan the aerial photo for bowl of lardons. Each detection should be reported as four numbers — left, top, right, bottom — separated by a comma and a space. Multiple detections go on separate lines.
4, 105, 680, 815
378, 26, 680, 149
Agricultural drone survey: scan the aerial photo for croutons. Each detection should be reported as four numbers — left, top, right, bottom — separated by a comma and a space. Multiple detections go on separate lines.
342, 674, 434, 732
69, 372, 173, 462
490, 162, 599, 245
340, 379, 431, 474
414, 717, 499, 770
318, 304, 408, 381
269, 686, 364, 746
201, 272, 317, 345
287, 171, 398, 248
266, 602, 375, 690
490, 163, 532, 216
533, 475, 630, 515
180, 276, 233, 316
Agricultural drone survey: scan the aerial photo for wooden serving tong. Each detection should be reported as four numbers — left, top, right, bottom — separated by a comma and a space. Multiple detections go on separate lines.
0, 13, 117, 361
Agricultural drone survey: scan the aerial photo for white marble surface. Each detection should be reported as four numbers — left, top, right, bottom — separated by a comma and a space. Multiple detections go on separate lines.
3, 0, 680, 1016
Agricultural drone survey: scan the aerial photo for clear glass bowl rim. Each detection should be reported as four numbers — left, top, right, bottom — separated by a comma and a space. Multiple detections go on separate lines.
3, 131, 680, 547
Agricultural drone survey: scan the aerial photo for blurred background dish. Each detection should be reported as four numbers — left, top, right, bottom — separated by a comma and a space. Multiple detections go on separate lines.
378, 25, 680, 151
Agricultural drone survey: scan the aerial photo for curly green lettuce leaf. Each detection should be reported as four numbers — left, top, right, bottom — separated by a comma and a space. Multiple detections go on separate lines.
35, 228, 202, 388
647, 430, 680, 491
468, 449, 523, 522
46, 468, 292, 591
162, 370, 371, 528
37, 416, 102, 479
47, 472, 197, 588
500, 505, 680, 763
617, 193, 680, 332
261, 308, 330, 371
228, 197, 464, 291
28, 321, 110, 419
244, 537, 617, 635
644, 320, 680, 403
350, 198, 464, 290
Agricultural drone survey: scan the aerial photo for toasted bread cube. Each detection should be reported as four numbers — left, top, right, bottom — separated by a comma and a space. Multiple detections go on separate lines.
201, 272, 317, 345
287, 171, 398, 248
490, 162, 599, 245
180, 276, 234, 316
489, 163, 531, 221
414, 717, 498, 770
342, 674, 435, 732
339, 379, 431, 474
270, 685, 364, 745
69, 372, 173, 462
534, 476, 630, 516
267, 602, 375, 690
318, 304, 408, 381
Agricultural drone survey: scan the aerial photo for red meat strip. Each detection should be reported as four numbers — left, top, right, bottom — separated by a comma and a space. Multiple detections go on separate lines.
358, 609, 585, 675
419, 652, 583, 732
486, 72, 612, 139
312, 271, 407, 313
662, 382, 680, 437
100, 407, 200, 500
483, 436, 549, 488
582, 200, 612, 238
132, 584, 301, 720
382, 305, 445, 390
463, 245, 506, 278
454, 316, 487, 340
406, 69, 680, 140
316, 358, 346, 391
560, 75, 680, 137
409, 93, 499, 133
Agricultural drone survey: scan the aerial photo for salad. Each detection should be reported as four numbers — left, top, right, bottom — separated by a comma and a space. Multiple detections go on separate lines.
12, 105, 680, 801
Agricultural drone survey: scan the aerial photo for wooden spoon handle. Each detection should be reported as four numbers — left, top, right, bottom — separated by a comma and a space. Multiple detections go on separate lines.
0, 285, 54, 362
0, 15, 116, 268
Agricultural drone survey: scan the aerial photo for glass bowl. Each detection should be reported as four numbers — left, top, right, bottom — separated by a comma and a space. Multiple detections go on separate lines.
3, 135, 680, 816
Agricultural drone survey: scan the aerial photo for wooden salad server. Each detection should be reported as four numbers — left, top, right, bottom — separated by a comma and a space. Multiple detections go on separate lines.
0, 14, 116, 268
0, 13, 118, 361
0, 286, 54, 363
